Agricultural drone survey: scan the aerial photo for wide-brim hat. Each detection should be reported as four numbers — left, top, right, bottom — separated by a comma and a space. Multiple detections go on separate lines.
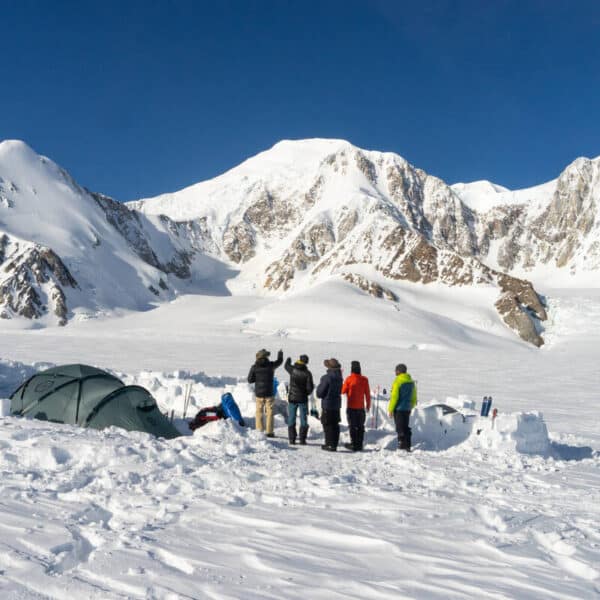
256, 349, 270, 359
323, 358, 341, 369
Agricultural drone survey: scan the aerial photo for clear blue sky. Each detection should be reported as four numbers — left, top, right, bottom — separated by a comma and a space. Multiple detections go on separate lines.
1, 0, 599, 200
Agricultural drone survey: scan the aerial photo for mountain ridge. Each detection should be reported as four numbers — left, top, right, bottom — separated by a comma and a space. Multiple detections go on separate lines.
1, 138, 599, 346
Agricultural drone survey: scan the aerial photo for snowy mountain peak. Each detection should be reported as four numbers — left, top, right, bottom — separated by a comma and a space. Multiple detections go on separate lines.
0, 139, 38, 159
2, 138, 600, 346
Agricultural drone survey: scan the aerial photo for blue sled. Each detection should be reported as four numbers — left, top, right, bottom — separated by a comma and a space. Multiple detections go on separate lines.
221, 393, 245, 426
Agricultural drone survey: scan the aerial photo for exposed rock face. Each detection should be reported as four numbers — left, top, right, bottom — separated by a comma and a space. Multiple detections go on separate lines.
0, 239, 78, 325
493, 274, 547, 347
223, 221, 256, 263
265, 221, 336, 291
495, 293, 543, 347
355, 151, 378, 185
470, 157, 600, 275
530, 158, 598, 269
341, 272, 397, 301
93, 192, 163, 269
93, 192, 192, 280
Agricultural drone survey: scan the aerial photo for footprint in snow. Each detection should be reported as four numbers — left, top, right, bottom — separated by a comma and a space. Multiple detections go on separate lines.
46, 526, 95, 574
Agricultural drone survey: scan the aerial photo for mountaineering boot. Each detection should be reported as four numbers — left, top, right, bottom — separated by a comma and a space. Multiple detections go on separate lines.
299, 425, 309, 445
357, 427, 365, 451
288, 425, 297, 445
321, 444, 336, 451
344, 442, 356, 451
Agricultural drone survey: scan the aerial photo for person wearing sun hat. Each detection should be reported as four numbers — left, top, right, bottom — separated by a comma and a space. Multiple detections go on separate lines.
316, 358, 343, 451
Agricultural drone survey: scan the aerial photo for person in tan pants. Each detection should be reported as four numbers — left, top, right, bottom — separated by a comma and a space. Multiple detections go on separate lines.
248, 348, 283, 437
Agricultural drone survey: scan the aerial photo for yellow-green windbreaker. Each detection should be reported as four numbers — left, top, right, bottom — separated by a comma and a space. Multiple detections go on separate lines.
388, 373, 417, 413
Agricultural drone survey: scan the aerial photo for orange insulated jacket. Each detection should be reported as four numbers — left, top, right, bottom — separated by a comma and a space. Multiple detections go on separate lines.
342, 373, 371, 411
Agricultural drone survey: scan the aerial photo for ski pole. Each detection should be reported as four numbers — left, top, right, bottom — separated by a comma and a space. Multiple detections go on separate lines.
183, 383, 192, 419
374, 385, 379, 430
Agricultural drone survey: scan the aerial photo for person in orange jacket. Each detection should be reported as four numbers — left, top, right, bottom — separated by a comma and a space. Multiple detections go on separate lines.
341, 361, 371, 451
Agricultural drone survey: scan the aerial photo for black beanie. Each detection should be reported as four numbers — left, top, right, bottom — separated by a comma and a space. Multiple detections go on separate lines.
299, 354, 309, 364
351, 361, 361, 374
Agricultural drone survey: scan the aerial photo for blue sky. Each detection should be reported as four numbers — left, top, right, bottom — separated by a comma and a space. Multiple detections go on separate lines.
1, 0, 599, 200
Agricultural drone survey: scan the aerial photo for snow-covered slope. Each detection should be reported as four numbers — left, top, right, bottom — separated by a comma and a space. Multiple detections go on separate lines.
451, 179, 554, 213
2, 137, 599, 347
0, 140, 226, 325
131, 139, 554, 346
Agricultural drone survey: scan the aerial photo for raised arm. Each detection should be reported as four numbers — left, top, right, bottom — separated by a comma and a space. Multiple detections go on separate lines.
284, 357, 293, 375
272, 349, 284, 369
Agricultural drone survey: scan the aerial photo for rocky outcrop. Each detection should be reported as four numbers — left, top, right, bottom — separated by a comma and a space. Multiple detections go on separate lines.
0, 240, 78, 325
242, 185, 299, 236
93, 193, 193, 280
93, 192, 163, 269
341, 272, 397, 301
265, 221, 336, 291
493, 274, 547, 347
354, 151, 377, 185
223, 221, 256, 263
495, 293, 543, 347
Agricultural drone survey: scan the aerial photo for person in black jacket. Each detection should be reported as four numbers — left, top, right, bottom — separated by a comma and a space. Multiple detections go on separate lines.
316, 358, 343, 451
248, 348, 283, 437
284, 354, 314, 445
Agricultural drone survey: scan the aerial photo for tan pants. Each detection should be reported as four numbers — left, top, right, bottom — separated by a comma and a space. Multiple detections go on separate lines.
256, 396, 275, 434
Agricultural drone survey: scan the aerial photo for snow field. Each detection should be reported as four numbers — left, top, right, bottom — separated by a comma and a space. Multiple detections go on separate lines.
0, 285, 599, 598
1, 359, 599, 598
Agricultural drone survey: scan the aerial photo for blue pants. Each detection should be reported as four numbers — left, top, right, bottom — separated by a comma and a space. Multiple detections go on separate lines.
287, 403, 308, 428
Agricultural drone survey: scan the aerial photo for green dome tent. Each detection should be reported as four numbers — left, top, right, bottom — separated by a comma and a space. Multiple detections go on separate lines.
10, 364, 180, 439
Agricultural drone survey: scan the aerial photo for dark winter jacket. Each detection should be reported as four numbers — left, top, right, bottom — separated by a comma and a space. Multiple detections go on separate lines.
248, 351, 283, 397
316, 368, 343, 410
284, 358, 314, 404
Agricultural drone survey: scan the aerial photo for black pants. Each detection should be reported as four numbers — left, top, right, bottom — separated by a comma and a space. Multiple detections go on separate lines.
321, 409, 340, 449
394, 411, 412, 450
346, 408, 366, 450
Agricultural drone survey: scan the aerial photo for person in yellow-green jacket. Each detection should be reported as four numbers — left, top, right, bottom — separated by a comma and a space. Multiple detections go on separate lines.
387, 364, 417, 451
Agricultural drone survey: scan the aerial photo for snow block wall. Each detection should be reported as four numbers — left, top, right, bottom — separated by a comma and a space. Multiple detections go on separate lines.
475, 412, 551, 455
410, 399, 551, 455
410, 404, 473, 450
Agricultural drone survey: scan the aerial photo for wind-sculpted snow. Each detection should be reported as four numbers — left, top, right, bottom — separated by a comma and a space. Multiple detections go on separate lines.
0, 359, 598, 598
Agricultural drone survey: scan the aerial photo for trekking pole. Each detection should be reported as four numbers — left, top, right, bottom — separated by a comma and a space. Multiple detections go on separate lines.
374, 385, 379, 430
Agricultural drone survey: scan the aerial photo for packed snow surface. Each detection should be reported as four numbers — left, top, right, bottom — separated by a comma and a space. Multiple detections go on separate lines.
0, 286, 599, 598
